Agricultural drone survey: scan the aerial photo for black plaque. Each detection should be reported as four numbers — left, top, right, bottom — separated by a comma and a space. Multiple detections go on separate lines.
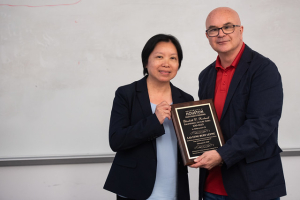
171, 99, 224, 166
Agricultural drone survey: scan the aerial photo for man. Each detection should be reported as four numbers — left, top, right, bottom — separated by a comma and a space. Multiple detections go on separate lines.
190, 7, 286, 200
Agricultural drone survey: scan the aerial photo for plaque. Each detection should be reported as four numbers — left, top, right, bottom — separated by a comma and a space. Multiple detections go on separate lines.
171, 99, 224, 166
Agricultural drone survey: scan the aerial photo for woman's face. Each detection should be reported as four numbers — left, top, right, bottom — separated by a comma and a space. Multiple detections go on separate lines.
146, 41, 179, 83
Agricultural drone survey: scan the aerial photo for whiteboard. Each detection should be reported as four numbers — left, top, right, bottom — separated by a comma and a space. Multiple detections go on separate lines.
0, 0, 299, 159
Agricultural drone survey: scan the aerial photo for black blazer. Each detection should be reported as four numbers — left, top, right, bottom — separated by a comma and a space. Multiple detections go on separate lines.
198, 44, 286, 200
104, 76, 193, 200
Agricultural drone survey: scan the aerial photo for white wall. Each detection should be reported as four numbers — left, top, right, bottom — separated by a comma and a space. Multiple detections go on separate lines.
0, 156, 298, 200
0, 0, 300, 159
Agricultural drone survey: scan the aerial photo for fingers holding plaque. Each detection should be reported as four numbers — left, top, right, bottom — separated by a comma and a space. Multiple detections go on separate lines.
171, 99, 225, 166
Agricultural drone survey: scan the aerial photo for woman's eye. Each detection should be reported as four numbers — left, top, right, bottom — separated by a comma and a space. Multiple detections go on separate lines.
171, 57, 177, 60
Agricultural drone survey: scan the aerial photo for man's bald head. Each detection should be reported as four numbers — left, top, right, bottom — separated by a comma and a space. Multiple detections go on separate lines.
206, 7, 241, 29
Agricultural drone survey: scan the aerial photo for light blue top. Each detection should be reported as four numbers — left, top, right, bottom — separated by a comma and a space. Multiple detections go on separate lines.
147, 103, 178, 200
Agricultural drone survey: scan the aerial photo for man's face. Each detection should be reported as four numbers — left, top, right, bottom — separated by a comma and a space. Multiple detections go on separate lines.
206, 9, 243, 56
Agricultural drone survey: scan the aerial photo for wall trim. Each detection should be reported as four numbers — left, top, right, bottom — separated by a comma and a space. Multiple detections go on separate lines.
0, 154, 115, 167
1, 149, 299, 167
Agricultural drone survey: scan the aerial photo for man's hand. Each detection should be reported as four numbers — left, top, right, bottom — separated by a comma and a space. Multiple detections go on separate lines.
190, 150, 223, 170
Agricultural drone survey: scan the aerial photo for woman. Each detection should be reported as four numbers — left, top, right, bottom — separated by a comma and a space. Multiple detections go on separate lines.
104, 34, 193, 200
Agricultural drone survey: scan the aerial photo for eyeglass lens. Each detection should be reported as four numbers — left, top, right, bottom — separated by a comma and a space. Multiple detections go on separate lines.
207, 25, 235, 36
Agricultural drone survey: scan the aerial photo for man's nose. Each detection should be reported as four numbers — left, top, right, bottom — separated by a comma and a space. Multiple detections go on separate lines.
218, 28, 226, 37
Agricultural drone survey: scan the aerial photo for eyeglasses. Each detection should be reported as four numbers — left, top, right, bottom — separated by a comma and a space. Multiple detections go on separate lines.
206, 25, 241, 37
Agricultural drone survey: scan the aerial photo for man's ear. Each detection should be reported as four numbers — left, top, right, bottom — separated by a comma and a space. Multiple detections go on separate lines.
205, 32, 209, 39
240, 26, 244, 40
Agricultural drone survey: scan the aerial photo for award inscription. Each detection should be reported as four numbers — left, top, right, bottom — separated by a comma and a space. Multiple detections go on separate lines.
171, 99, 224, 166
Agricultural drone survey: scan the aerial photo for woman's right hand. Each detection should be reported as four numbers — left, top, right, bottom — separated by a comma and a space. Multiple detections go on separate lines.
155, 101, 171, 124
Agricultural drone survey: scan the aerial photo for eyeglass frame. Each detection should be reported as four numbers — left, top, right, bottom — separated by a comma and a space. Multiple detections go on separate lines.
206, 25, 241, 37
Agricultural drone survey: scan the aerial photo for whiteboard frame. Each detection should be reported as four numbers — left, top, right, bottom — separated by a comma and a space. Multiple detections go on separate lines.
0, 149, 299, 166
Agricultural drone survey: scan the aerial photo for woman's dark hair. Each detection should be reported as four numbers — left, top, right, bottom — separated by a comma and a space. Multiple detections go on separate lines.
141, 34, 183, 75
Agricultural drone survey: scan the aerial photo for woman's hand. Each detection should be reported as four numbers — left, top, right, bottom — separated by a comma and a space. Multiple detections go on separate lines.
155, 101, 171, 124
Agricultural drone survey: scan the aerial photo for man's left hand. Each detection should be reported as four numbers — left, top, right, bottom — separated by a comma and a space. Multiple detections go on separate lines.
190, 150, 223, 170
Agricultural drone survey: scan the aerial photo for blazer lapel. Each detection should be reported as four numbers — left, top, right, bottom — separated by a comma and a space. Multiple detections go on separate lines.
170, 83, 186, 163
136, 76, 158, 153
200, 62, 217, 100
136, 76, 152, 118
207, 65, 217, 99
221, 45, 253, 120
171, 83, 182, 104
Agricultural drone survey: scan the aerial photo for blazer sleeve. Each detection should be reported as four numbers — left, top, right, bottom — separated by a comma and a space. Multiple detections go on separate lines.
109, 86, 164, 152
217, 58, 283, 168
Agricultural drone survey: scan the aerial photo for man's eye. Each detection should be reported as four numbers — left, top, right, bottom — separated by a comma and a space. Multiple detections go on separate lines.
209, 28, 218, 32
223, 25, 232, 30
